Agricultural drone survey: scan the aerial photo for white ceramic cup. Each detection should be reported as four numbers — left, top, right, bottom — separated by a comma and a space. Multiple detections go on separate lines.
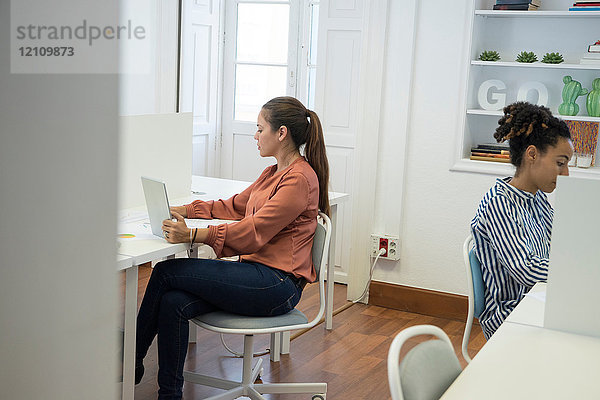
577, 153, 593, 168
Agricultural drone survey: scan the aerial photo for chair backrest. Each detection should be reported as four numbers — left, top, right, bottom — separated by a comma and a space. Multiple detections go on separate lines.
388, 325, 462, 400
461, 234, 485, 363
311, 212, 328, 281
465, 236, 485, 319
307, 212, 331, 327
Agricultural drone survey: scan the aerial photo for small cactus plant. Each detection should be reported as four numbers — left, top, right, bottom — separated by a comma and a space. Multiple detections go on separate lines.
558, 76, 588, 116
541, 52, 564, 64
586, 78, 600, 117
479, 50, 501, 61
516, 51, 538, 63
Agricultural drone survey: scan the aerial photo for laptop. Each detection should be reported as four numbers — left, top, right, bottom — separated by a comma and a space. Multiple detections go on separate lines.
141, 176, 172, 238
544, 176, 600, 337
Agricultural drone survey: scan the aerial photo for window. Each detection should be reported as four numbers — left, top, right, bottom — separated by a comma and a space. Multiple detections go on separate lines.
232, 1, 295, 121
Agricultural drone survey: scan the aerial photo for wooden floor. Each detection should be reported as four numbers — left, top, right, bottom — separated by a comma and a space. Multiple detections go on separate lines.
123, 265, 485, 399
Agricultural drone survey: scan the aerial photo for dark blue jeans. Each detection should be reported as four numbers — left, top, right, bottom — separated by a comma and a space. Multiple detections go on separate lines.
135, 258, 304, 400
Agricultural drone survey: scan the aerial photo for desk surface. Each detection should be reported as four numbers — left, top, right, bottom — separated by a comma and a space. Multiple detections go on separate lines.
117, 254, 133, 271
118, 240, 188, 266
504, 282, 546, 328
441, 322, 600, 399
118, 175, 348, 266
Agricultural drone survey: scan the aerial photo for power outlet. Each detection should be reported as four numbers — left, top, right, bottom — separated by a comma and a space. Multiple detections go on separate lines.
370, 234, 400, 260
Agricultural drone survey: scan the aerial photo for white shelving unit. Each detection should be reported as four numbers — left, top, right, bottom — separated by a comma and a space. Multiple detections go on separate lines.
471, 61, 600, 70
452, 0, 600, 179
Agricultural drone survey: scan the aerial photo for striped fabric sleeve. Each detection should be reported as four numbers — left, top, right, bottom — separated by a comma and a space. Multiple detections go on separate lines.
484, 195, 549, 287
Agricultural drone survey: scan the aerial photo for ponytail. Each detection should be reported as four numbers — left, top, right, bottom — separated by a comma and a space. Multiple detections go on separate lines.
305, 110, 330, 216
261, 97, 330, 216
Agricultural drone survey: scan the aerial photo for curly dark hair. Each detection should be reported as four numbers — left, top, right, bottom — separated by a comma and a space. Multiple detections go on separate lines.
494, 102, 571, 169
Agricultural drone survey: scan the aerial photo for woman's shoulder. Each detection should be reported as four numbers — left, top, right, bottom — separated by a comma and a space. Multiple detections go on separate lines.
481, 178, 511, 202
475, 179, 517, 218
285, 157, 318, 183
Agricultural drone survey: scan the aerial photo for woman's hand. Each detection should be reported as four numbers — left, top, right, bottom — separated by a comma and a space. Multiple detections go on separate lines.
170, 206, 188, 218
162, 211, 190, 243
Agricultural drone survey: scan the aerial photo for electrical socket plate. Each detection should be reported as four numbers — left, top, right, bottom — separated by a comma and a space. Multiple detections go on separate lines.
370, 234, 400, 261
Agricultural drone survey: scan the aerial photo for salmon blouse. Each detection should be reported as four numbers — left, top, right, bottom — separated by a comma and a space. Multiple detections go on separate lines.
185, 157, 319, 282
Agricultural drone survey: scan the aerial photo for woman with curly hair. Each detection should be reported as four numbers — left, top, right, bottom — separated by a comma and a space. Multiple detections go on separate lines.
471, 101, 573, 339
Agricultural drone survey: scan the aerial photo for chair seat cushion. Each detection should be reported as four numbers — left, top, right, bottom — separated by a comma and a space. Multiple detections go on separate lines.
192, 309, 309, 330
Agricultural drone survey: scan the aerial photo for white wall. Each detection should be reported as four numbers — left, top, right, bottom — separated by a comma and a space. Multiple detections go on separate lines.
371, 0, 501, 295
127, 0, 507, 296
0, 1, 119, 398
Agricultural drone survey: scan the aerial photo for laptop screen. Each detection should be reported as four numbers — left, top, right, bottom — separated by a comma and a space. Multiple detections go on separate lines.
141, 176, 172, 238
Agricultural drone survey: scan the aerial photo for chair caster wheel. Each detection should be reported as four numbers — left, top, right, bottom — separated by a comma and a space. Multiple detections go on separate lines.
312, 395, 325, 400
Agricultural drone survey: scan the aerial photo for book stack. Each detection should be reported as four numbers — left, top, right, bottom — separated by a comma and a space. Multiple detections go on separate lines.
493, 0, 541, 11
470, 143, 511, 163
569, 1, 600, 11
580, 40, 600, 64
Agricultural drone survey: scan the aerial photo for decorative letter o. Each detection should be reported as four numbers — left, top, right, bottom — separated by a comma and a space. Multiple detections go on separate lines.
516, 81, 549, 106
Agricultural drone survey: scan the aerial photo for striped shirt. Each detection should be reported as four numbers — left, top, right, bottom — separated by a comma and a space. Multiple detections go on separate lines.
471, 177, 552, 339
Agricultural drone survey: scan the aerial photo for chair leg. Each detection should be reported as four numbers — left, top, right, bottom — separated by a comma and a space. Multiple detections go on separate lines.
269, 332, 281, 362
189, 323, 197, 344
182, 371, 239, 390
462, 318, 473, 363
202, 386, 245, 400
247, 386, 267, 400
251, 358, 263, 383
242, 335, 255, 385
255, 382, 328, 395
281, 331, 291, 354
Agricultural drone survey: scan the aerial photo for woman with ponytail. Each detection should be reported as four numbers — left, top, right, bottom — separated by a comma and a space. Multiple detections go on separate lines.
471, 102, 573, 340
134, 96, 329, 399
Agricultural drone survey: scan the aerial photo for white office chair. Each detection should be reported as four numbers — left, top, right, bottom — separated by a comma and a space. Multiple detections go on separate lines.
388, 325, 462, 400
183, 212, 331, 400
461, 234, 485, 363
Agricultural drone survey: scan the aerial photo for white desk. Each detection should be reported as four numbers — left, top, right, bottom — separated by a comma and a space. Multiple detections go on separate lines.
441, 283, 600, 399
117, 226, 188, 400
190, 175, 349, 331
504, 282, 546, 328
116, 254, 136, 400
441, 322, 600, 399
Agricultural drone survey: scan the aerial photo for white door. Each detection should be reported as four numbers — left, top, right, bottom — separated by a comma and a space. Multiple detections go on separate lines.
215, 0, 362, 285
311, 0, 367, 284
220, 0, 301, 181
179, 0, 222, 177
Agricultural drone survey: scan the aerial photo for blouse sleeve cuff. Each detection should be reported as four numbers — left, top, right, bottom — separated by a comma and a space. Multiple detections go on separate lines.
185, 200, 213, 219
205, 224, 226, 257
185, 203, 196, 218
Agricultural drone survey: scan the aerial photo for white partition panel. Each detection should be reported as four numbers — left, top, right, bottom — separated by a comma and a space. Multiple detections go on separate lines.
119, 113, 193, 209
545, 176, 600, 337
0, 1, 118, 398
